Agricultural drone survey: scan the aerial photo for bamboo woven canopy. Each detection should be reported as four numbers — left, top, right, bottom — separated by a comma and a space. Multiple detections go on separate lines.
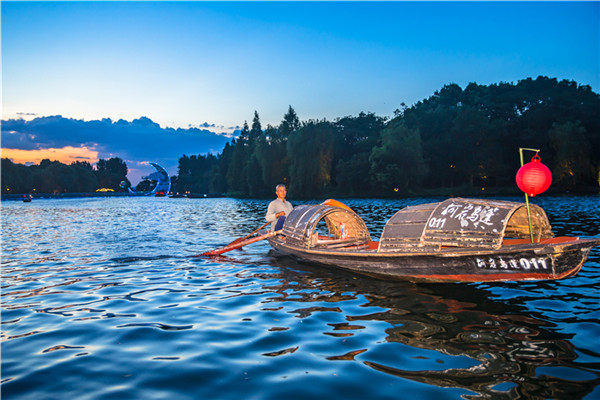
280, 198, 553, 253
379, 198, 553, 252
282, 204, 371, 249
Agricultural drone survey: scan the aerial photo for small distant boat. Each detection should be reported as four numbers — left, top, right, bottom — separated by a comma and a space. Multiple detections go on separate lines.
267, 198, 600, 283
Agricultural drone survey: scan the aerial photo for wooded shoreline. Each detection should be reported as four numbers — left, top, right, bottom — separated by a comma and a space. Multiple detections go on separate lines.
3, 76, 599, 198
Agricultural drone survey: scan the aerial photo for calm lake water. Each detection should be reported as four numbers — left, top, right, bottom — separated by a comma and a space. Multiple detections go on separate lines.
2, 196, 599, 400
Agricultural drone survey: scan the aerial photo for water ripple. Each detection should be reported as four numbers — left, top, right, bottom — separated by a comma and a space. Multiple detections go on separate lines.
1, 196, 599, 400
116, 323, 194, 331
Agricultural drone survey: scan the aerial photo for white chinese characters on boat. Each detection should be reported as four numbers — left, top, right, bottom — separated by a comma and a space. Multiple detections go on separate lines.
440, 202, 500, 229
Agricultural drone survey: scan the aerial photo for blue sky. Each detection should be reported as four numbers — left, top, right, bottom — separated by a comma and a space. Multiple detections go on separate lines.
2, 1, 599, 183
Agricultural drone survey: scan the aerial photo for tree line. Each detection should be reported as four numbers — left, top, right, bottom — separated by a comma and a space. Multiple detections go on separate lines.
1, 157, 129, 195
175, 76, 600, 197
3, 76, 599, 197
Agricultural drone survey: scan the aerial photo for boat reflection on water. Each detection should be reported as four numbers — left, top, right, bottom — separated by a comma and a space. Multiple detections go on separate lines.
356, 290, 595, 400
264, 252, 599, 399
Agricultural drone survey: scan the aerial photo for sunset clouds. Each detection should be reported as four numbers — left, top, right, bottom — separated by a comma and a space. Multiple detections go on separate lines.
1, 146, 99, 165
1, 116, 232, 183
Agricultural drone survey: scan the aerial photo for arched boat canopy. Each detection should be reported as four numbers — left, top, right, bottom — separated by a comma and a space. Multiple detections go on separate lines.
379, 198, 553, 252
280, 198, 553, 253
282, 204, 371, 249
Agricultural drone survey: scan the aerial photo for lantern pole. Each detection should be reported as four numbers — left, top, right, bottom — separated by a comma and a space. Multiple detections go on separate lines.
519, 148, 540, 243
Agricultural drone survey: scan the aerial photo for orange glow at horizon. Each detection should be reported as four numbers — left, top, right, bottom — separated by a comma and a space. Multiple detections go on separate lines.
1, 146, 99, 165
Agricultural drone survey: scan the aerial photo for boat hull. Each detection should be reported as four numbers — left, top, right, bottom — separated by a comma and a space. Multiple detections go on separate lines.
267, 237, 599, 282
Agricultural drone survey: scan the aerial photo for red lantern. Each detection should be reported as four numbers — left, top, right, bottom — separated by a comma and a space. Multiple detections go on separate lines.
516, 155, 552, 196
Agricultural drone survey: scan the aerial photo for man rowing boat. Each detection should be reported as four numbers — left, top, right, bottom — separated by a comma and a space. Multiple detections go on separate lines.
265, 184, 293, 231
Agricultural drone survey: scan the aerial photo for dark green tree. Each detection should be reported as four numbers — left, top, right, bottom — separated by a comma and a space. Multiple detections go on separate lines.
245, 111, 266, 196
226, 122, 249, 195
549, 121, 595, 189
278, 105, 300, 140
1, 158, 32, 194
212, 142, 233, 194
96, 157, 129, 190
71, 161, 98, 192
175, 153, 220, 194
249, 110, 262, 141
369, 119, 427, 195
332, 112, 386, 195
287, 120, 336, 197
256, 124, 288, 192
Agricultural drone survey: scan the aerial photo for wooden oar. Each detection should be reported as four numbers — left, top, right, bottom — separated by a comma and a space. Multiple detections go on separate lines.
227, 221, 271, 247
200, 230, 282, 257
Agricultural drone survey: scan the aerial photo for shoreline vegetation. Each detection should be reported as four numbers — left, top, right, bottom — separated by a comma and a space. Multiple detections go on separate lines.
3, 76, 599, 199
2, 186, 599, 202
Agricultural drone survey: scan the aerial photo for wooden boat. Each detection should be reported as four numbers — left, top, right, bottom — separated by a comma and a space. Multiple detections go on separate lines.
267, 198, 600, 282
